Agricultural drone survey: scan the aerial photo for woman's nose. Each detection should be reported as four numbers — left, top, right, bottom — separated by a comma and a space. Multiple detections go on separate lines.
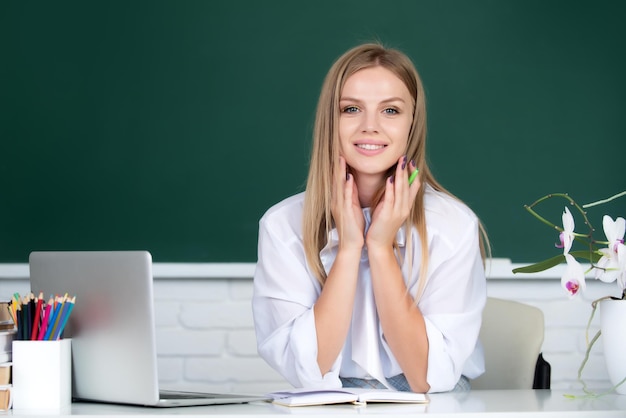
360, 112, 379, 133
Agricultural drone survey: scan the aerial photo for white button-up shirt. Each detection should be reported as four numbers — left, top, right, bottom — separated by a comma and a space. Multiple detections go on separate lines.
252, 185, 486, 393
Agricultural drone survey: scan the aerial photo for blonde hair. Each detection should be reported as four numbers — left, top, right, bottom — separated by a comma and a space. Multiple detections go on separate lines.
302, 42, 489, 296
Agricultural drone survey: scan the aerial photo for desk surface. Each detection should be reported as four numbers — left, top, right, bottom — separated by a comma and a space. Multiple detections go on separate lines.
7, 390, 626, 417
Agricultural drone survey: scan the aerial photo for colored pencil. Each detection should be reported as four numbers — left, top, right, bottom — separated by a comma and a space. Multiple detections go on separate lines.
15, 304, 22, 340
43, 296, 64, 340
22, 296, 31, 340
49, 296, 68, 340
24, 295, 32, 340
5, 303, 14, 326
30, 292, 44, 340
10, 291, 76, 340
37, 298, 54, 341
53, 296, 75, 340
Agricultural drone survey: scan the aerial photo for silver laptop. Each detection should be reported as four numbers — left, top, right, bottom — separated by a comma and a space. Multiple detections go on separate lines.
28, 250, 268, 407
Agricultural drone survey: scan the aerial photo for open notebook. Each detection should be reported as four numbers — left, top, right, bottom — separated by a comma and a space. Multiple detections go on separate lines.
28, 250, 268, 407
267, 387, 428, 407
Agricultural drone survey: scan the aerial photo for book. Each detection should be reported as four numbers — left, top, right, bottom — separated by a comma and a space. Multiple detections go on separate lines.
266, 387, 428, 407
0, 385, 11, 410
0, 362, 10, 386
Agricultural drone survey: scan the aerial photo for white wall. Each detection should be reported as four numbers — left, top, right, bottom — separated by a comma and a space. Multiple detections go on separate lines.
0, 259, 620, 395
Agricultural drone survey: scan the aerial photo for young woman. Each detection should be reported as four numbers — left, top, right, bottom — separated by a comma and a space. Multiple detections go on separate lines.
252, 43, 489, 393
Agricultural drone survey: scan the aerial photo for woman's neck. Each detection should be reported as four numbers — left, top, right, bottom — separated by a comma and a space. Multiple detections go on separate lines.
355, 174, 385, 208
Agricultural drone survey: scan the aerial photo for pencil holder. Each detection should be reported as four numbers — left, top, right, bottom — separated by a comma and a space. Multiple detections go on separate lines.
12, 339, 71, 410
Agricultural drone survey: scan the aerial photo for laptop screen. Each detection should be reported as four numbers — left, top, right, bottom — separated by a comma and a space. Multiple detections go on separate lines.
29, 251, 161, 405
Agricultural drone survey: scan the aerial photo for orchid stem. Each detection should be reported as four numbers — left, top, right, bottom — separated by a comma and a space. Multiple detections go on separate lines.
525, 193, 598, 261
524, 204, 559, 231
583, 191, 626, 208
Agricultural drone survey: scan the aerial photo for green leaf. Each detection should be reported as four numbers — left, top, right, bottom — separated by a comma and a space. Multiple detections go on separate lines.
512, 250, 602, 274
512, 255, 565, 274
569, 250, 602, 264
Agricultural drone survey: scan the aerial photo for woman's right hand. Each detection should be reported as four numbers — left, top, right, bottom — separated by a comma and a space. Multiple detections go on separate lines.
331, 156, 365, 252
316, 156, 364, 374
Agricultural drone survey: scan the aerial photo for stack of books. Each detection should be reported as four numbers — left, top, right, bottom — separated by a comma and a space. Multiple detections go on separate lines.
0, 300, 15, 410
0, 300, 16, 360
0, 361, 10, 410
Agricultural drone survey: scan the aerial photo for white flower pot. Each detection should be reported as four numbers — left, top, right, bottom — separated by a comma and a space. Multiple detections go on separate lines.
600, 299, 626, 394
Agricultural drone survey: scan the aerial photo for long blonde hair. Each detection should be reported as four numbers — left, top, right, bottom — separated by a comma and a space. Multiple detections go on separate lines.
302, 42, 489, 294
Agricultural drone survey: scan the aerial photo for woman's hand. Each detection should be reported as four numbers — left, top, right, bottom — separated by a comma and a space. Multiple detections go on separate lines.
331, 156, 365, 251
366, 155, 421, 250
366, 156, 428, 392
315, 156, 365, 374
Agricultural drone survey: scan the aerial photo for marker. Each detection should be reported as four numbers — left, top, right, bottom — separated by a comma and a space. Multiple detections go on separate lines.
408, 168, 419, 185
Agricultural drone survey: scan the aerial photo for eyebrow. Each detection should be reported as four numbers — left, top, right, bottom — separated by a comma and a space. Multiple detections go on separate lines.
339, 96, 408, 104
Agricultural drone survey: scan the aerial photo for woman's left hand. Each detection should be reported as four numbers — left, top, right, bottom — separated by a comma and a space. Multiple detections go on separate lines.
366, 155, 420, 250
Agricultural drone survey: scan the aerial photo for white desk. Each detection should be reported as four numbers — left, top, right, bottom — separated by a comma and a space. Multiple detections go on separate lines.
6, 390, 626, 417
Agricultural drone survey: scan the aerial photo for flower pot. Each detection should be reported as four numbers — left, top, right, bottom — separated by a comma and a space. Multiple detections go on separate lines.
600, 299, 626, 394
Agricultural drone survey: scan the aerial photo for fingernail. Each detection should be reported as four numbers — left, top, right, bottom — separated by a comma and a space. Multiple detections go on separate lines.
402, 155, 407, 169
390, 175, 395, 184
410, 159, 416, 168
346, 173, 351, 181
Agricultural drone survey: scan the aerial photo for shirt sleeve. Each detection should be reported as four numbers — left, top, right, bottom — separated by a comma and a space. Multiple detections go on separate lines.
251, 213, 342, 389
419, 214, 487, 393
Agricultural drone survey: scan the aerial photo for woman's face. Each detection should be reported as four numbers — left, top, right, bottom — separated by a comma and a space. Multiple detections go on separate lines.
339, 66, 414, 182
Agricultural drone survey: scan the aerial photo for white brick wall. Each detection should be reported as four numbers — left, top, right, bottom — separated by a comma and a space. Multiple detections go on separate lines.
152, 278, 287, 395
0, 259, 621, 395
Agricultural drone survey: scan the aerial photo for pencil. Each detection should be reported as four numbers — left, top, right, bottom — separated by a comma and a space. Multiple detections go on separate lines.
15, 304, 22, 340
43, 295, 64, 340
50, 295, 68, 340
11, 293, 21, 335
30, 292, 44, 340
37, 298, 54, 341
53, 296, 75, 340
22, 296, 31, 340
6, 301, 15, 327
24, 295, 32, 340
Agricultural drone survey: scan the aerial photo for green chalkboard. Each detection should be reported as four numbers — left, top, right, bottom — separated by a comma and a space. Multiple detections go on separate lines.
1, 1, 625, 263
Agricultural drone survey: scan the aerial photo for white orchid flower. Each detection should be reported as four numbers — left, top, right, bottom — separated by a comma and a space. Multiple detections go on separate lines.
595, 215, 626, 285
596, 247, 620, 283
556, 206, 575, 254
604, 215, 625, 248
617, 243, 626, 291
562, 254, 586, 298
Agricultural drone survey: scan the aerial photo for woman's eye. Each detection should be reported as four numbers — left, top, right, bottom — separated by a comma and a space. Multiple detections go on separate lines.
383, 108, 399, 115
342, 106, 359, 113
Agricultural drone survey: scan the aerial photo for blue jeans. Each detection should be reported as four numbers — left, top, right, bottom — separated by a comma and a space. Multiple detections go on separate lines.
340, 374, 470, 392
